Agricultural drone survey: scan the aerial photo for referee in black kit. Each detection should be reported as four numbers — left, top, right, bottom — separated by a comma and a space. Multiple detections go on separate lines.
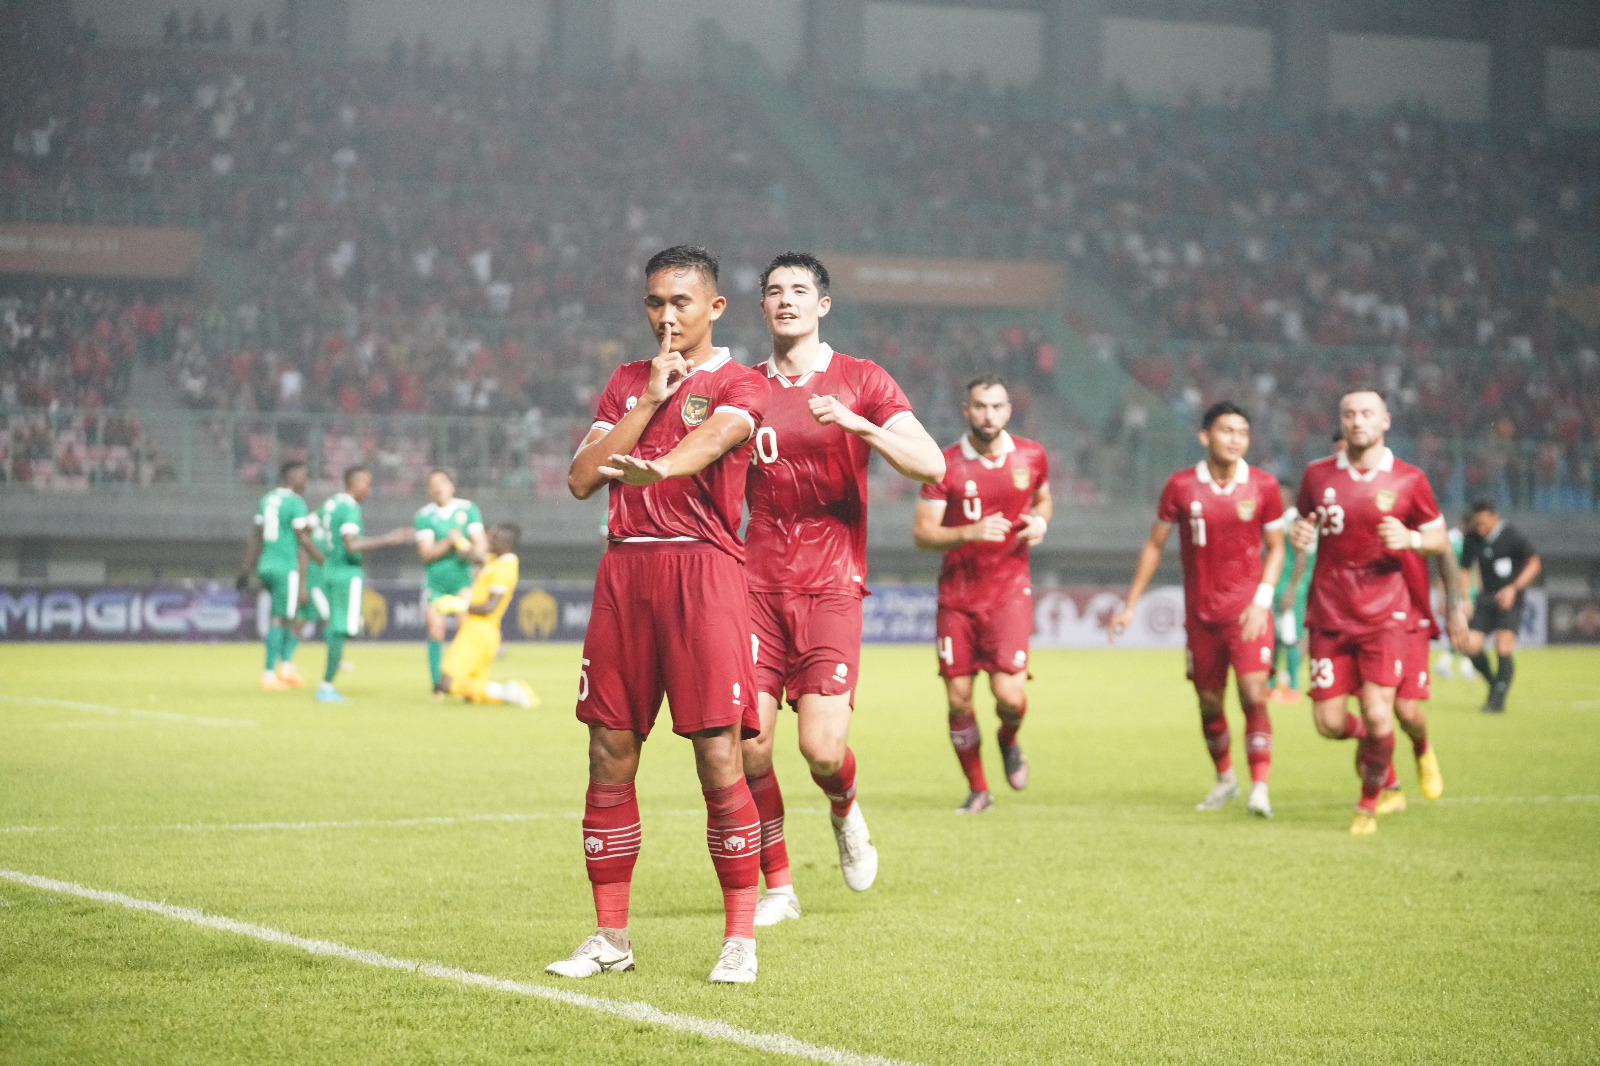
1457, 499, 1542, 713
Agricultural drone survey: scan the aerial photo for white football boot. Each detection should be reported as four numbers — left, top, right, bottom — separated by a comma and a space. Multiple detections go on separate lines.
708, 937, 758, 983
1246, 781, 1273, 818
830, 803, 878, 891
1196, 771, 1240, 811
752, 887, 801, 927
545, 933, 634, 978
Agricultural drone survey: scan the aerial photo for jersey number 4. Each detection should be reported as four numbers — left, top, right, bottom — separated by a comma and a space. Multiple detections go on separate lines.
938, 636, 955, 666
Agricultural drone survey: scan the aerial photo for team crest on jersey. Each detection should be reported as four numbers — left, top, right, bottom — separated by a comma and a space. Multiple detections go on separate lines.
1236, 499, 1257, 521
681, 394, 710, 427
1375, 489, 1396, 512
1011, 467, 1030, 489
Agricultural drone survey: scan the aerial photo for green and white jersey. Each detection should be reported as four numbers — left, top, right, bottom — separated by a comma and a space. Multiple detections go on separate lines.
415, 497, 484, 597
254, 487, 311, 575
324, 492, 365, 574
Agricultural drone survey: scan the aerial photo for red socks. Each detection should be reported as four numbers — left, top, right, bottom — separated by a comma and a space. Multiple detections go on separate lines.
1242, 700, 1272, 784
1201, 714, 1233, 775
810, 746, 858, 818
745, 768, 791, 889
948, 714, 989, 792
582, 782, 641, 930
996, 697, 1026, 749
703, 781, 760, 940
1341, 712, 1368, 740
1357, 732, 1395, 811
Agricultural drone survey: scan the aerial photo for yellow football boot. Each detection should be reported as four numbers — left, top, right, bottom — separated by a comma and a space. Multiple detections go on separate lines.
1349, 809, 1378, 835
1416, 748, 1443, 800
1375, 789, 1408, 815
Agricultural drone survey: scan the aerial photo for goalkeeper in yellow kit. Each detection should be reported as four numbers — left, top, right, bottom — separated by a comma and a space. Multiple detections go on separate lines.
434, 523, 538, 707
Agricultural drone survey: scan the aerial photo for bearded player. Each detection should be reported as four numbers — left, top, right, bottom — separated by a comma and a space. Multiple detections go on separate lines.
548, 246, 770, 984
1107, 402, 1286, 817
741, 252, 944, 925
913, 377, 1051, 814
1289, 388, 1447, 835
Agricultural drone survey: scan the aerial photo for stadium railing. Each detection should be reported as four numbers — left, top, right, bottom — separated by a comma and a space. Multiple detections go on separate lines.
3, 407, 1595, 515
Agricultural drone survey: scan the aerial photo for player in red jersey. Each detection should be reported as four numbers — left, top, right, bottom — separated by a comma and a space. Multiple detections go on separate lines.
1107, 401, 1287, 817
547, 246, 770, 984
1289, 387, 1447, 835
914, 377, 1052, 813
741, 252, 945, 925
1373, 545, 1467, 813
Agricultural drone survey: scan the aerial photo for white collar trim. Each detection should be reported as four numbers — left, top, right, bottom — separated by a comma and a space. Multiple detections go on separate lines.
959, 430, 1015, 469
1194, 458, 1250, 494
764, 344, 834, 388
688, 349, 731, 376
1335, 446, 1395, 481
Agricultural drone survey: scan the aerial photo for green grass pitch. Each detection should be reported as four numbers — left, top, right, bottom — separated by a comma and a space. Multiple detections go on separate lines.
2, 641, 1597, 1065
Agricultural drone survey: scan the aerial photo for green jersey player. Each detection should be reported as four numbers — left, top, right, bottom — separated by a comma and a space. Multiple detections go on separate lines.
1268, 482, 1316, 702
413, 470, 487, 692
238, 460, 324, 690
316, 465, 413, 703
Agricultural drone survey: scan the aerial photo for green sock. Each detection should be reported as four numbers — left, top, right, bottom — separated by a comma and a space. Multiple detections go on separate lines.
1286, 645, 1302, 690
282, 628, 299, 665
428, 640, 443, 687
265, 626, 284, 670
324, 633, 346, 684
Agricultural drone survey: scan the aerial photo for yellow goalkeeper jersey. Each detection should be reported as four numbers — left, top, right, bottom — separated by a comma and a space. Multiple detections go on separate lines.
466, 552, 519, 627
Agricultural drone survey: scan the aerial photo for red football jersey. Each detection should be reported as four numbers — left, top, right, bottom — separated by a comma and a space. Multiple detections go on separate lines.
745, 346, 915, 594
920, 432, 1049, 611
1156, 460, 1285, 626
590, 349, 770, 562
1399, 550, 1437, 633
1296, 447, 1444, 635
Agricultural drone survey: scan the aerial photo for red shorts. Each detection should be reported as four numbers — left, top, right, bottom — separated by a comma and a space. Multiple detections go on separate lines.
1306, 628, 1407, 701
1185, 617, 1274, 690
1396, 625, 1432, 701
936, 590, 1034, 679
749, 590, 862, 707
576, 542, 760, 739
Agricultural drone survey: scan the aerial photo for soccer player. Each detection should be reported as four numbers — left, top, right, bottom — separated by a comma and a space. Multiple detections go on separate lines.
740, 251, 945, 924
285, 504, 331, 675
315, 465, 413, 703
433, 522, 535, 707
1456, 500, 1541, 713
1268, 482, 1315, 704
1288, 388, 1447, 834
237, 460, 323, 690
913, 376, 1051, 814
414, 470, 487, 694
1377, 539, 1468, 811
1107, 402, 1286, 817
547, 246, 770, 985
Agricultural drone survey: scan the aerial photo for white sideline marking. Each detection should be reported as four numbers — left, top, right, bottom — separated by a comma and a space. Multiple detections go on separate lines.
0, 808, 831, 835
0, 869, 918, 1066
0, 694, 255, 728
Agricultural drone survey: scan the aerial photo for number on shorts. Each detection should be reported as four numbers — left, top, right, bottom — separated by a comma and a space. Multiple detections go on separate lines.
578, 657, 591, 701
1309, 657, 1335, 690
755, 426, 779, 465
938, 636, 954, 666
1315, 504, 1346, 537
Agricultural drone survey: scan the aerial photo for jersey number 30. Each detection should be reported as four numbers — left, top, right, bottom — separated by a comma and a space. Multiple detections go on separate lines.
754, 427, 780, 465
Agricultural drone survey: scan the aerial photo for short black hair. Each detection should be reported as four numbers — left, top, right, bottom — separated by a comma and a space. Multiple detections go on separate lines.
1341, 384, 1388, 407
428, 468, 454, 482
278, 459, 307, 483
964, 374, 1007, 397
1201, 400, 1249, 430
645, 245, 718, 289
343, 464, 369, 487
1469, 498, 1499, 517
760, 251, 830, 296
494, 522, 521, 547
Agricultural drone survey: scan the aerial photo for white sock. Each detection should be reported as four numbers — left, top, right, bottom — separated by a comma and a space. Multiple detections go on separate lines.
765, 883, 798, 900
261, 669, 275, 682
484, 681, 505, 701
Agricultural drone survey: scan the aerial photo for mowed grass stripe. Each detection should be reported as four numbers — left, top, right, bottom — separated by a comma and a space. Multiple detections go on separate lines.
0, 692, 256, 728
0, 868, 919, 1066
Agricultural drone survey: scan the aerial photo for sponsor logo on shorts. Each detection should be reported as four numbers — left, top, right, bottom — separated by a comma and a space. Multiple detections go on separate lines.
1237, 499, 1256, 521
835, 663, 848, 679
682, 394, 710, 427
1376, 489, 1396, 512
1013, 649, 1027, 668
1260, 645, 1271, 663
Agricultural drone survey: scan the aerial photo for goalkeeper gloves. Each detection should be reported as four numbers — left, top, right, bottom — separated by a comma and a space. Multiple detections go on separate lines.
433, 594, 467, 616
